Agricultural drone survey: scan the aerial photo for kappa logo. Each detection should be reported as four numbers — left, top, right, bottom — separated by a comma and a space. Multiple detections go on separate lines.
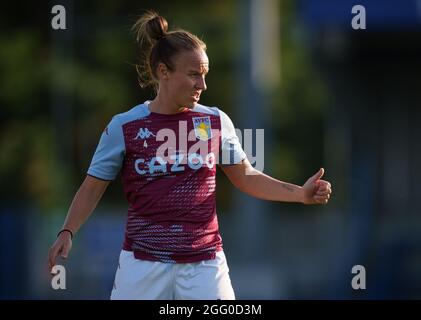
193, 116, 212, 141
134, 128, 156, 140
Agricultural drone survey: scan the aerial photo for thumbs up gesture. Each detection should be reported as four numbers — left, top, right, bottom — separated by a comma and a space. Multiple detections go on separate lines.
302, 168, 332, 205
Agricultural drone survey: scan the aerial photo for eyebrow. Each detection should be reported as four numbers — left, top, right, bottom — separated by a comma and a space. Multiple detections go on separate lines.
189, 70, 209, 76
189, 66, 209, 74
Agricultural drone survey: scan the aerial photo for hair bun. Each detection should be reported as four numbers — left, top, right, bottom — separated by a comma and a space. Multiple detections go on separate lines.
132, 11, 168, 45
146, 15, 168, 42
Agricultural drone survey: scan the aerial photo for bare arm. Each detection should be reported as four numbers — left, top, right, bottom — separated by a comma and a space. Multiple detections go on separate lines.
48, 175, 110, 271
220, 158, 332, 204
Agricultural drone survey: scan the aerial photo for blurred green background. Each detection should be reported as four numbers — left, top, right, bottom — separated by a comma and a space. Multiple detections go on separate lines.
1, 0, 420, 299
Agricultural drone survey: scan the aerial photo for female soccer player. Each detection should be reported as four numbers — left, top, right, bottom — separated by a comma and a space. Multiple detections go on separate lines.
48, 11, 332, 300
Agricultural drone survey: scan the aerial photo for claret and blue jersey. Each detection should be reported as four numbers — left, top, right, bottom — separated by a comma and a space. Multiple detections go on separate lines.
88, 101, 246, 263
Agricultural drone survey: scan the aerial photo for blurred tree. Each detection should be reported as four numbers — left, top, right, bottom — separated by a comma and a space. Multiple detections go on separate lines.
268, 0, 330, 186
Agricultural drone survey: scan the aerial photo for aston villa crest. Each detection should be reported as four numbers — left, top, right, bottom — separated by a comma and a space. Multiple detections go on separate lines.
192, 116, 212, 141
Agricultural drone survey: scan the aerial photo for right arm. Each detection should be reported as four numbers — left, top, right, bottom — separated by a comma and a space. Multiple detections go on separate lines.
48, 175, 110, 271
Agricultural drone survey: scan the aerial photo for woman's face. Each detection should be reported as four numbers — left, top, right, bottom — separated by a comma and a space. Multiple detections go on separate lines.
163, 49, 209, 109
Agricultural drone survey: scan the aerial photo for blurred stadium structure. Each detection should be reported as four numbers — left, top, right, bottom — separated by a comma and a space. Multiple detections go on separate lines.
1, 0, 420, 299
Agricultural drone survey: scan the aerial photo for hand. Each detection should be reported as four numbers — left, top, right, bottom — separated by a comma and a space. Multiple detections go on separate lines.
302, 168, 332, 205
48, 231, 72, 273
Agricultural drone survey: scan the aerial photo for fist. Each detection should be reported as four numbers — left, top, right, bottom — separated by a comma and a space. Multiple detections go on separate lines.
302, 168, 332, 205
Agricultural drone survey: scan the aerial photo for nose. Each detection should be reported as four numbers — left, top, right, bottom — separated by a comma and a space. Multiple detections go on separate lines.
196, 75, 207, 91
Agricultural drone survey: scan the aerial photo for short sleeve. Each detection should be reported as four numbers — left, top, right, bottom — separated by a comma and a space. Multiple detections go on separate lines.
218, 109, 247, 166
87, 116, 125, 180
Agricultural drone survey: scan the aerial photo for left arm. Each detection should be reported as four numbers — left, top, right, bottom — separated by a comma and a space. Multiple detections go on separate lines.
220, 158, 332, 205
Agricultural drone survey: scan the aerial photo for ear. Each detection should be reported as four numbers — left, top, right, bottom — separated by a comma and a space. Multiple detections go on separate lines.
157, 62, 169, 80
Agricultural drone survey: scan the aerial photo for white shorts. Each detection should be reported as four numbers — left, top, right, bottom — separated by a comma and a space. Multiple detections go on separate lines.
110, 250, 235, 300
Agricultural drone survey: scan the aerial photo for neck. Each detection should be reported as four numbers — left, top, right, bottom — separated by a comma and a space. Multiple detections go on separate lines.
149, 91, 187, 115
